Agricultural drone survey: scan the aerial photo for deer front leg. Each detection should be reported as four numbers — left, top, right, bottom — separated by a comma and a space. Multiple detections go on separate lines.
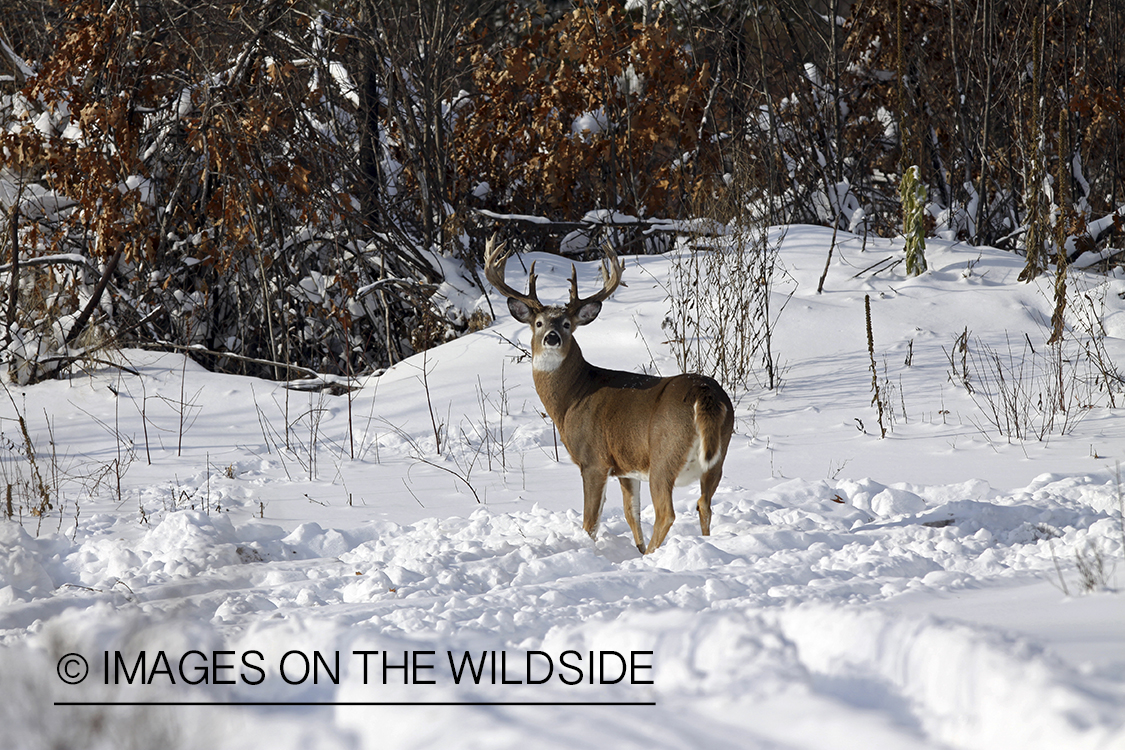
619, 477, 645, 553
580, 466, 609, 541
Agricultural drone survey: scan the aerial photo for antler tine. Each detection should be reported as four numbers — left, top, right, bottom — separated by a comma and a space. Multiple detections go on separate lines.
567, 264, 580, 305
567, 243, 623, 311
527, 260, 539, 300
484, 234, 543, 311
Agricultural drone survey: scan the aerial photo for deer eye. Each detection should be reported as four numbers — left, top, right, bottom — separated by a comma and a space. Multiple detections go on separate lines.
535, 321, 543, 328
563, 321, 571, 330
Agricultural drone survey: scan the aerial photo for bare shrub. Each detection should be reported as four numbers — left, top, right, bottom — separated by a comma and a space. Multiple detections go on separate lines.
954, 334, 1097, 442
663, 144, 792, 397
665, 224, 788, 397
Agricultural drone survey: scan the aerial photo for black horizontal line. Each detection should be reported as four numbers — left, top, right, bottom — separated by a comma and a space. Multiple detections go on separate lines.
54, 701, 656, 707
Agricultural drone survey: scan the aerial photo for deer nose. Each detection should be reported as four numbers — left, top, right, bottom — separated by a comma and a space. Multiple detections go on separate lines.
544, 330, 561, 347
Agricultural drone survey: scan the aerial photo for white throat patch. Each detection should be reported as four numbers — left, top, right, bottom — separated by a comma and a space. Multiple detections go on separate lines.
532, 347, 565, 372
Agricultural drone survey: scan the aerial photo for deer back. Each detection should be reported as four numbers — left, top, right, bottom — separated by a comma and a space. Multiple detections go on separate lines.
534, 345, 731, 481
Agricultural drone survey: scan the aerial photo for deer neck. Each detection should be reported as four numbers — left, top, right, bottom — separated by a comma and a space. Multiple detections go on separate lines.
532, 339, 591, 429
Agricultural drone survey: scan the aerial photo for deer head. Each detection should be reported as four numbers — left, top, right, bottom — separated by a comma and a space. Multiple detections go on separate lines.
484, 236, 623, 373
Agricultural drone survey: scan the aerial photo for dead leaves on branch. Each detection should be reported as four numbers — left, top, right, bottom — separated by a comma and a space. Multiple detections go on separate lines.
454, 2, 720, 220
4, 0, 342, 267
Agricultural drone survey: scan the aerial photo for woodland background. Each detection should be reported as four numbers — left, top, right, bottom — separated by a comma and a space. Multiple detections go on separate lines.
1, 0, 1123, 382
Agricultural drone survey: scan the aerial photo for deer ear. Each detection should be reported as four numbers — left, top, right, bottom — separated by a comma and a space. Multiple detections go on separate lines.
507, 298, 534, 324
574, 300, 602, 326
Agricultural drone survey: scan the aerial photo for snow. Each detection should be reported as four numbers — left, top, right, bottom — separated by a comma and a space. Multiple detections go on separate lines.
1, 226, 1124, 749
572, 109, 608, 137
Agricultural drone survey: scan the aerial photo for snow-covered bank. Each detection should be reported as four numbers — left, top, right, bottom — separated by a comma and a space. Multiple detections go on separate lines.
2, 227, 1124, 748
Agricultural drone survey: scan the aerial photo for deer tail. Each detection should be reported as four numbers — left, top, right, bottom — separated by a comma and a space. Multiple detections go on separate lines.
693, 383, 730, 469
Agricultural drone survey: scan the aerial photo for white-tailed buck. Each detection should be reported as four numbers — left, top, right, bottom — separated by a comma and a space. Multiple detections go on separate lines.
485, 237, 734, 554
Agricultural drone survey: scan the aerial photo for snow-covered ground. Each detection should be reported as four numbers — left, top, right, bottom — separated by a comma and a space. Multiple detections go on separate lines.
1, 226, 1124, 749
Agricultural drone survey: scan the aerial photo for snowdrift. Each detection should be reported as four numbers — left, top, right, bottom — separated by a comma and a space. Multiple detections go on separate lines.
1, 227, 1124, 749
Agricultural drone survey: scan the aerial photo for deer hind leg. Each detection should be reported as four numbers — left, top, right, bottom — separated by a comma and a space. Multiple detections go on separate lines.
697, 464, 723, 537
580, 466, 609, 541
644, 474, 676, 554
619, 477, 645, 553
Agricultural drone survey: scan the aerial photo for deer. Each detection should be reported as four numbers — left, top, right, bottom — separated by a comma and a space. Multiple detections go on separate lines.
485, 236, 734, 554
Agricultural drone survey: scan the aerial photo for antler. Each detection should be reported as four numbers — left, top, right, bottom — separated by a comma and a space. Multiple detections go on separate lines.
484, 234, 543, 312
566, 243, 623, 313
